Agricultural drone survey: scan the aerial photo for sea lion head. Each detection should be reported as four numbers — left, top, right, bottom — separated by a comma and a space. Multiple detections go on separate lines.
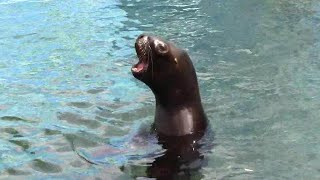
132, 34, 198, 97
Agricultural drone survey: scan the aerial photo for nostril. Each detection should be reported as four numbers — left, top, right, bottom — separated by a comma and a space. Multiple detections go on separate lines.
138, 34, 145, 39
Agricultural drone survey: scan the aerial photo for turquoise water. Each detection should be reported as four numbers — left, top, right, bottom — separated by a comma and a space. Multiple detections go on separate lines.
0, 0, 319, 179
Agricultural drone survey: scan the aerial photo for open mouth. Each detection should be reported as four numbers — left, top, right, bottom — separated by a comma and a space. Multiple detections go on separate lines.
132, 37, 149, 74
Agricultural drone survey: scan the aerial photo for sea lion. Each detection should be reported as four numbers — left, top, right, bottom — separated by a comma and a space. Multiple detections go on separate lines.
132, 34, 208, 137
131, 35, 211, 178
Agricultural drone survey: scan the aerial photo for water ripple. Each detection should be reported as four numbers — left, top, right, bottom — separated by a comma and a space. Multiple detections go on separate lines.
0, 0, 320, 179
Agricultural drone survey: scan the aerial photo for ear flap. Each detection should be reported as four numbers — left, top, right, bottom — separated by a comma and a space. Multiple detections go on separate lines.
174, 58, 178, 64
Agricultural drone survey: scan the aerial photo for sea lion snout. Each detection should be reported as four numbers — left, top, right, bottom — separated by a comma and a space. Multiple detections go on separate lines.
132, 35, 151, 77
136, 34, 149, 45
137, 34, 147, 40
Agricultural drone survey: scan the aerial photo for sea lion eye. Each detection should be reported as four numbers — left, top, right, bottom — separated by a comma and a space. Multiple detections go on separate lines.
154, 40, 169, 55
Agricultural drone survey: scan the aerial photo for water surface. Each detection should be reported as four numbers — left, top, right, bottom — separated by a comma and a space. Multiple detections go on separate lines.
0, 0, 319, 179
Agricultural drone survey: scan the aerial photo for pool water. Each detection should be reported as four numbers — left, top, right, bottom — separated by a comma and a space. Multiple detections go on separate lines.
0, 0, 319, 179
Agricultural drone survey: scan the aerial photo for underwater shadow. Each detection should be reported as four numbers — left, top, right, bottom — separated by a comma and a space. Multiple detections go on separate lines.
121, 129, 215, 180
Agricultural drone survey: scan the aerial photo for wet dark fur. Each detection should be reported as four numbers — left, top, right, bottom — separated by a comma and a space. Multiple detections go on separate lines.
131, 35, 212, 179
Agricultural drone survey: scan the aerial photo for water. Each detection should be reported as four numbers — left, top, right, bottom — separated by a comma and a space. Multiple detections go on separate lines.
0, 0, 319, 179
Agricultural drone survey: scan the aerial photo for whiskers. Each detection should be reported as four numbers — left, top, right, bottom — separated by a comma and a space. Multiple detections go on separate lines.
147, 44, 154, 79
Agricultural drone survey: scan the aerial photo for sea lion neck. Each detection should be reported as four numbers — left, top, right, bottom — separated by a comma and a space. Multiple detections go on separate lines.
154, 95, 207, 136
151, 79, 202, 108
152, 73, 207, 136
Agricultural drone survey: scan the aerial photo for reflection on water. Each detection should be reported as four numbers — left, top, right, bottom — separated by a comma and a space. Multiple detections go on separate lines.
0, 0, 320, 179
